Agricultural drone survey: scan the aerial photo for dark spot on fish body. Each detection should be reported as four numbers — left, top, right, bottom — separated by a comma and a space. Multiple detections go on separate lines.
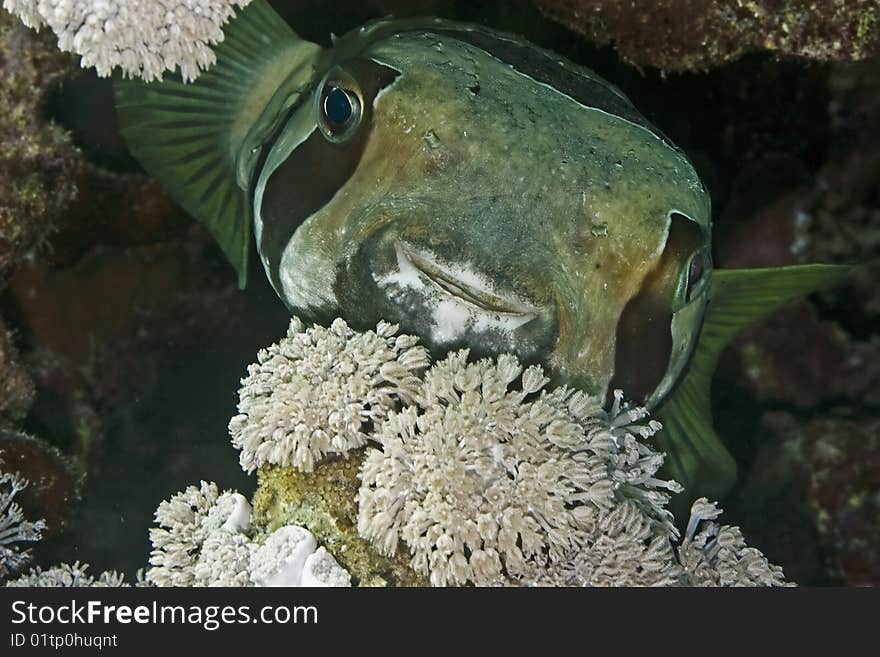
259, 59, 400, 292
421, 129, 456, 174
608, 213, 704, 404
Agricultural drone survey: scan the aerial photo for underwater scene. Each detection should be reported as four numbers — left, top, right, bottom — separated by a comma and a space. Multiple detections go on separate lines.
0, 0, 878, 587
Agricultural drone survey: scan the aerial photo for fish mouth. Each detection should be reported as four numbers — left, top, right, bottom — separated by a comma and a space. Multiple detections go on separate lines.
395, 242, 539, 320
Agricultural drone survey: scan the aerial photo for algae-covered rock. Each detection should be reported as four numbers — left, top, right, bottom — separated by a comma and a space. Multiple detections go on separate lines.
0, 430, 78, 537
741, 413, 880, 586
0, 10, 79, 279
0, 320, 34, 428
536, 0, 880, 70
709, 58, 880, 411
251, 453, 427, 587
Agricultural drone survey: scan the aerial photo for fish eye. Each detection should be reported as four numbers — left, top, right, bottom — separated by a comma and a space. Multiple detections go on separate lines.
323, 87, 358, 128
685, 247, 712, 302
317, 70, 363, 142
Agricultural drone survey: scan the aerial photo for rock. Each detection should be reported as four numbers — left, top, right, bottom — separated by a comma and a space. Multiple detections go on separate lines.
0, 12, 79, 281
742, 413, 880, 585
711, 58, 880, 410
535, 0, 880, 71
0, 320, 34, 428
0, 430, 78, 537
252, 456, 427, 587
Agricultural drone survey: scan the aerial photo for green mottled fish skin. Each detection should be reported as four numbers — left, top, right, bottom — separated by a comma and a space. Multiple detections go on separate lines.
253, 20, 713, 406
114, 1, 849, 501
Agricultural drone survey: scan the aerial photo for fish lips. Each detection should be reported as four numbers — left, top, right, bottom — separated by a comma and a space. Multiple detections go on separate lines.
339, 223, 558, 364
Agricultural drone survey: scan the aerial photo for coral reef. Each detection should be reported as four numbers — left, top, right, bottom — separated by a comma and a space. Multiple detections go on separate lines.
6, 215, 271, 574
711, 118, 877, 408
804, 61, 880, 337
725, 302, 880, 409
799, 418, 880, 585
1, 5, 204, 285
2, 0, 252, 81
0, 0, 873, 588
2, 317, 790, 587
241, 318, 789, 587
535, 0, 880, 70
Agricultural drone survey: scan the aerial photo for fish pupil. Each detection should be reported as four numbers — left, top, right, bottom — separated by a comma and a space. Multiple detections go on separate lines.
324, 87, 354, 127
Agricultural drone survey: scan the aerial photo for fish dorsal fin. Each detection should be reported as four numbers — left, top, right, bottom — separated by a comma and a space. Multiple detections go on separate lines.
114, 1, 324, 287
656, 264, 851, 501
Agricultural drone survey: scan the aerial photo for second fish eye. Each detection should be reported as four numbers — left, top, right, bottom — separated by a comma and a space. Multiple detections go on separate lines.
685, 248, 712, 302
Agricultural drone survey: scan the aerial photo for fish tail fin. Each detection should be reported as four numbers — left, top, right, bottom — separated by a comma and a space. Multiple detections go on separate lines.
656, 264, 851, 502
114, 0, 325, 287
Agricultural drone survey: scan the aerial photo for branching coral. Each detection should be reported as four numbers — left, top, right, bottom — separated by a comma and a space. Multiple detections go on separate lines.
2, 0, 252, 81
230, 318, 429, 474
0, 468, 46, 581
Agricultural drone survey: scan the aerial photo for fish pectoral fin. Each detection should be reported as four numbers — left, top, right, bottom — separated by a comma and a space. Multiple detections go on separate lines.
114, 0, 323, 288
656, 263, 851, 503
703, 264, 852, 341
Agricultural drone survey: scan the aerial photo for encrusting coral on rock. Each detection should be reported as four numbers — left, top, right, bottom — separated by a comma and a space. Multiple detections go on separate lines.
535, 0, 880, 71
252, 457, 428, 587
0, 9, 78, 281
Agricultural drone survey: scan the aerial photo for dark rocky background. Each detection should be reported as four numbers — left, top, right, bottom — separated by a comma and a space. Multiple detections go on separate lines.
0, 0, 877, 584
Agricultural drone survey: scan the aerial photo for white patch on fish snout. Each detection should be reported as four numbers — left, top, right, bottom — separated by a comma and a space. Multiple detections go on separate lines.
278, 228, 339, 311
376, 242, 538, 345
